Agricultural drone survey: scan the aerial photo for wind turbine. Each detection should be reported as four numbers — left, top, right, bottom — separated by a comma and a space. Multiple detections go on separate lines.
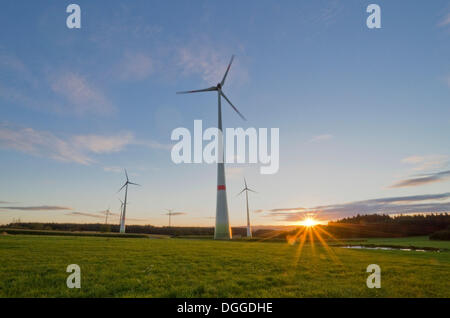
118, 169, 140, 233
104, 207, 111, 225
166, 209, 174, 228
177, 55, 246, 240
237, 178, 257, 238
164, 209, 186, 227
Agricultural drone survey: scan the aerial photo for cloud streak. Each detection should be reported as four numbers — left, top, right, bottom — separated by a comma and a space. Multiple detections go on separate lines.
65, 211, 106, 219
163, 212, 187, 216
66, 211, 145, 222
390, 170, 450, 188
0, 205, 72, 211
401, 155, 448, 171
257, 192, 450, 222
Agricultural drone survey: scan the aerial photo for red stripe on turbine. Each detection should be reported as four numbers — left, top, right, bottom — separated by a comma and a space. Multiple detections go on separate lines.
217, 185, 226, 191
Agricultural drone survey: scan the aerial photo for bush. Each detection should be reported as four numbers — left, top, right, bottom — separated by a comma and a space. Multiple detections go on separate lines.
99, 224, 111, 233
429, 230, 450, 241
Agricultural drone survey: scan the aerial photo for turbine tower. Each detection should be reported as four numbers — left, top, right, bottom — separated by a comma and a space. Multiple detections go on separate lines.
118, 199, 124, 226
104, 207, 111, 225
237, 178, 257, 238
118, 169, 139, 233
166, 209, 174, 228
177, 55, 246, 240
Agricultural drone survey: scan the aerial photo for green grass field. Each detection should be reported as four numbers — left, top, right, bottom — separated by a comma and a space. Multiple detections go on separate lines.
0, 234, 449, 297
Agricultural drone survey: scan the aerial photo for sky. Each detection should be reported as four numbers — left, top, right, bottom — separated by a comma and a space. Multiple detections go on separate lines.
0, 0, 449, 227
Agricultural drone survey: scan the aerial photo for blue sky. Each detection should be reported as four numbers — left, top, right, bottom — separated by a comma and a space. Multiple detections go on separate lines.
0, 0, 449, 226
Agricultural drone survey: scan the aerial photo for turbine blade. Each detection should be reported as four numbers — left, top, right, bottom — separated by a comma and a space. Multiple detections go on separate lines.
176, 86, 217, 94
125, 169, 129, 182
244, 177, 247, 188
221, 55, 235, 87
118, 183, 127, 193
247, 188, 258, 193
237, 189, 246, 196
128, 182, 140, 186
220, 91, 246, 121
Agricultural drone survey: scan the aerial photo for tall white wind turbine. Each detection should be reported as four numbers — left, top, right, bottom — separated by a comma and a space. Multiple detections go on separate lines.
237, 178, 257, 238
177, 55, 246, 240
118, 169, 140, 233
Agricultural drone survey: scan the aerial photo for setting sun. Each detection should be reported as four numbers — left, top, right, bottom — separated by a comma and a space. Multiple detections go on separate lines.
299, 217, 319, 227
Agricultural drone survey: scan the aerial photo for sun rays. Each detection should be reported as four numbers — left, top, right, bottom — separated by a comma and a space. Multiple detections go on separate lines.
287, 217, 344, 266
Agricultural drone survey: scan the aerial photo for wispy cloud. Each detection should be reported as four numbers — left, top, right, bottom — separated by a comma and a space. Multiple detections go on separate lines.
176, 44, 248, 85
401, 155, 449, 171
163, 212, 187, 216
118, 52, 154, 81
390, 170, 450, 188
0, 125, 92, 164
438, 13, 450, 27
103, 166, 123, 173
50, 72, 115, 116
0, 205, 72, 211
72, 133, 134, 154
66, 211, 144, 222
136, 139, 173, 151
255, 207, 306, 213
0, 124, 134, 165
0, 54, 116, 117
0, 53, 28, 75
65, 211, 105, 219
309, 134, 334, 143
256, 192, 450, 222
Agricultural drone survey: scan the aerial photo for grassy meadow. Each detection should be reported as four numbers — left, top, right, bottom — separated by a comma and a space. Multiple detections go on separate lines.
0, 234, 449, 297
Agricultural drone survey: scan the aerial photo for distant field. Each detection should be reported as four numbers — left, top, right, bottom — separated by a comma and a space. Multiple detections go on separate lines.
0, 235, 449, 297
0, 228, 169, 239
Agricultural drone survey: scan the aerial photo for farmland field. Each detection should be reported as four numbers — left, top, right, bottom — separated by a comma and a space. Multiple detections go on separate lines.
0, 234, 449, 297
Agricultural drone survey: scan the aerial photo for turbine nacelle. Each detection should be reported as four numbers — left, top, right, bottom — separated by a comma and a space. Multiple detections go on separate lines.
176, 55, 246, 121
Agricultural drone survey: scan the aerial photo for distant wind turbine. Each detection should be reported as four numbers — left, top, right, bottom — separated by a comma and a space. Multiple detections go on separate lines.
237, 178, 257, 238
104, 207, 111, 225
118, 169, 140, 233
177, 55, 246, 240
164, 209, 186, 227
